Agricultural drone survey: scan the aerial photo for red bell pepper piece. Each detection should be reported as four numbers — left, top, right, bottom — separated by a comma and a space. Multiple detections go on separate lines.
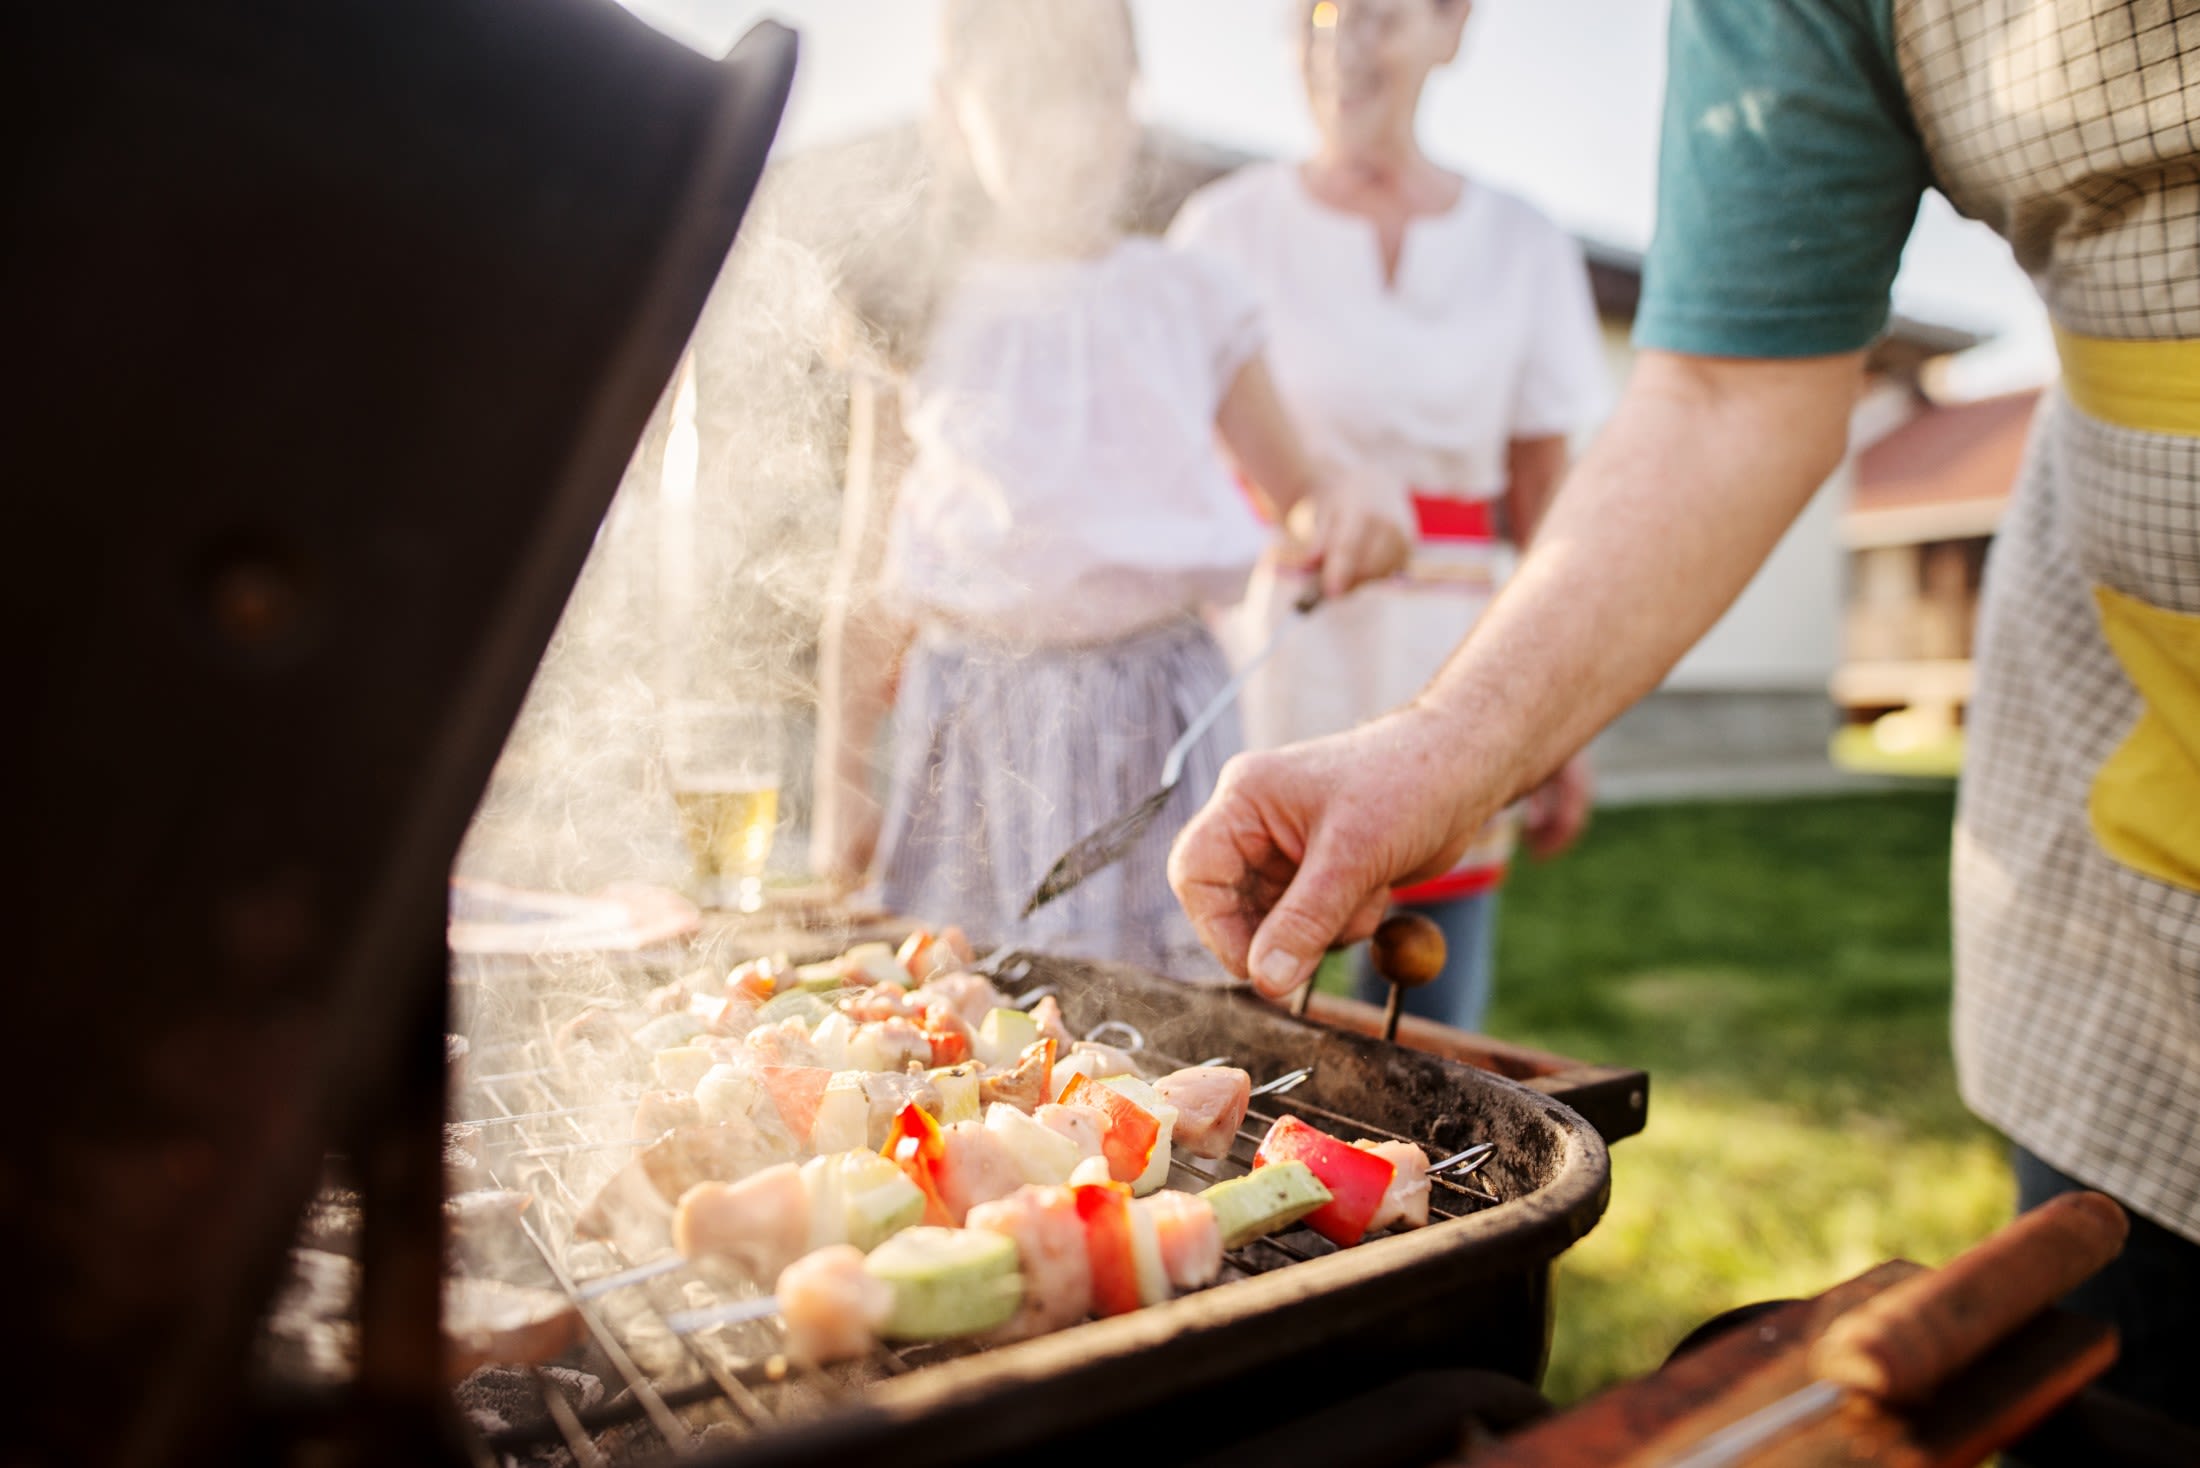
916, 994, 974, 1068
1251, 1116, 1396, 1246
756, 1065, 830, 1141
883, 1101, 955, 1226
895, 928, 933, 981
728, 959, 776, 1004
1073, 1182, 1140, 1317
1061, 1073, 1160, 1185
926, 1024, 970, 1068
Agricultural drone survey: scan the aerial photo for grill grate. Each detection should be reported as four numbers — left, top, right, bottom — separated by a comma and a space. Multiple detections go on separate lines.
457, 1025, 1502, 1461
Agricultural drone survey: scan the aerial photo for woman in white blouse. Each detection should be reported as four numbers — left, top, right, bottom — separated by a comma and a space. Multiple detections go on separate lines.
1171, 0, 1608, 1028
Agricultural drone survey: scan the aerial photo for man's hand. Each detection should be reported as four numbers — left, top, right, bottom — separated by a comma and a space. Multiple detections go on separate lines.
1168, 705, 1485, 999
1522, 753, 1593, 860
1172, 350, 1866, 994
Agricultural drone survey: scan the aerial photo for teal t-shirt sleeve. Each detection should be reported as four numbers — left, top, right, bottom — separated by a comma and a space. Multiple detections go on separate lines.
1635, 0, 1933, 359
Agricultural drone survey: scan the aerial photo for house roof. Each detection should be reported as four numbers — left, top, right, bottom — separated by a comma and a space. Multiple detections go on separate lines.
1844, 389, 2039, 546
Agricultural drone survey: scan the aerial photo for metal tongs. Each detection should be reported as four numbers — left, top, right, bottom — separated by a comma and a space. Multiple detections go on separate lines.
1021, 587, 1323, 917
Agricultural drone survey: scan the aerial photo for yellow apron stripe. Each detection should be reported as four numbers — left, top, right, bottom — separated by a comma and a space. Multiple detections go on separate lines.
2055, 327, 2200, 437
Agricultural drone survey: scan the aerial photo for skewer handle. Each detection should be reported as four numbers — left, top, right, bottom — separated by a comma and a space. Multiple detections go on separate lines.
1369, 912, 1445, 1044
1808, 1190, 2128, 1403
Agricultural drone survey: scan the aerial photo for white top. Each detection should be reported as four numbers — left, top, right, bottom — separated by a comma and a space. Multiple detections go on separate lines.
1173, 164, 1609, 883
1169, 161, 1608, 499
885, 237, 1270, 648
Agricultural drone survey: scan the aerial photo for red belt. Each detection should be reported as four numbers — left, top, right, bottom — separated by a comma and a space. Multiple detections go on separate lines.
1410, 493, 1497, 543
1236, 478, 1501, 544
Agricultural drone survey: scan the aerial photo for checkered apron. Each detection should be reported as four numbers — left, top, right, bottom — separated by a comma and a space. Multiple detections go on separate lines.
1898, 0, 2200, 1241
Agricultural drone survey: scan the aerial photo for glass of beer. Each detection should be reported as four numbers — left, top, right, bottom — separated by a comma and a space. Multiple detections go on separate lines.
664, 700, 783, 913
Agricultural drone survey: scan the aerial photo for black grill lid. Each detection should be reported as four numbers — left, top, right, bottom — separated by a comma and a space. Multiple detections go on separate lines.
6, 4, 793, 1462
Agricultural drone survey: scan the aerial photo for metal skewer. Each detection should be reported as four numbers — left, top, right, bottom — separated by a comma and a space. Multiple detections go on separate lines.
512, 1136, 652, 1160
577, 1254, 690, 1299
1021, 588, 1322, 918
663, 1294, 783, 1336
470, 1065, 558, 1085
1429, 1141, 1497, 1177
461, 1098, 635, 1129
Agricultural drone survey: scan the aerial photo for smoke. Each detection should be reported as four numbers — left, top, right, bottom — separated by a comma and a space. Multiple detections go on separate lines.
438, 6, 1258, 1282
452, 164, 873, 900
450, 5, 1247, 922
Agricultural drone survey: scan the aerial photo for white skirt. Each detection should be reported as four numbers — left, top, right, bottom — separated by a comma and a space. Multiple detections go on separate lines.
873, 618, 1236, 978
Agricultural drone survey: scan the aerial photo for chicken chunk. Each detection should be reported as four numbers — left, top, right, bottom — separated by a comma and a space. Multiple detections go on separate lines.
638, 1122, 789, 1204
967, 1185, 1091, 1339
554, 1006, 632, 1069
632, 1089, 703, 1140
576, 1118, 785, 1256
690, 990, 759, 1036
673, 1163, 810, 1284
1028, 994, 1072, 1053
1136, 1190, 1222, 1290
839, 982, 920, 1024
850, 1017, 932, 1073
745, 1018, 825, 1069
936, 1121, 1024, 1225
1152, 1066, 1252, 1160
978, 1039, 1052, 1114
1069, 1041, 1139, 1078
919, 971, 1006, 1032
575, 1160, 674, 1255
778, 1244, 894, 1363
1357, 1140, 1431, 1231
936, 926, 977, 965
443, 1278, 584, 1382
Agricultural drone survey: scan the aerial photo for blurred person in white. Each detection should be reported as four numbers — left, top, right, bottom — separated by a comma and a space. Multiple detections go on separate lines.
1170, 0, 1608, 1029
811, 0, 1409, 975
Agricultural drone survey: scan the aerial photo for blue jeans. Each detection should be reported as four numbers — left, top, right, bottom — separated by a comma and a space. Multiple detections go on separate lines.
1351, 891, 1497, 1033
2011, 1147, 2200, 1436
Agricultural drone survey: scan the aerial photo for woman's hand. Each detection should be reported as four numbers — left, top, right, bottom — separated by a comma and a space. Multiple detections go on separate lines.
1301, 474, 1412, 597
1522, 752, 1593, 859
1216, 358, 1411, 596
1168, 704, 1490, 998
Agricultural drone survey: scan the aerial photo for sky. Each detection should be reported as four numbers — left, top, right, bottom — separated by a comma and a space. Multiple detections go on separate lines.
622, 0, 2056, 398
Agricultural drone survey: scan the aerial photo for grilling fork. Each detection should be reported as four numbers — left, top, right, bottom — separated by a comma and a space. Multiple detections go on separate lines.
1020, 586, 1323, 918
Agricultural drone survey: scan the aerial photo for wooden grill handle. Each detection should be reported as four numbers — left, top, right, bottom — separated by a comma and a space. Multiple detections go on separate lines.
1808, 1190, 2128, 1403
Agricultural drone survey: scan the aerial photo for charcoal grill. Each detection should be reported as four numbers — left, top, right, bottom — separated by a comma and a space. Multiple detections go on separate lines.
435, 948, 1610, 1467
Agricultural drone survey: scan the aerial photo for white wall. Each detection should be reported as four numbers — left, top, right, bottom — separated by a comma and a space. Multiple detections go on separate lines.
1665, 460, 1848, 691
1574, 327, 1903, 694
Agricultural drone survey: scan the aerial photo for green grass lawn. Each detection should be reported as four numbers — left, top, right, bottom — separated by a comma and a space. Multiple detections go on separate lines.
1483, 789, 2014, 1404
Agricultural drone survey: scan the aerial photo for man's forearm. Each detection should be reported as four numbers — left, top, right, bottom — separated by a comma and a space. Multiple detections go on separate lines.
1418, 350, 1864, 815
